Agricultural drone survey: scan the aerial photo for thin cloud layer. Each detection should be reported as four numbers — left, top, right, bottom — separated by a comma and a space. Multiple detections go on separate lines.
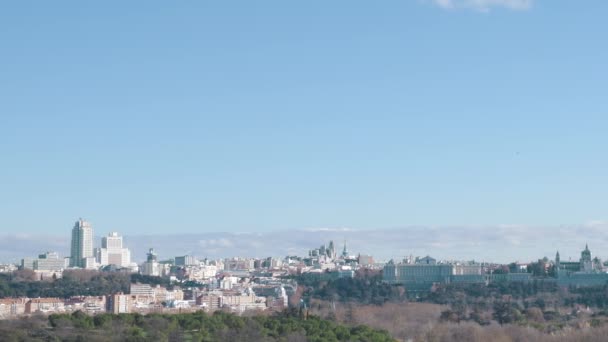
432, 0, 533, 11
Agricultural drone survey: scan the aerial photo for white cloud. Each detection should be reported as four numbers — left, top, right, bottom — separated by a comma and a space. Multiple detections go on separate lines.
198, 238, 234, 248
431, 0, 533, 11
584, 220, 608, 228
302, 227, 354, 232
434, 0, 454, 9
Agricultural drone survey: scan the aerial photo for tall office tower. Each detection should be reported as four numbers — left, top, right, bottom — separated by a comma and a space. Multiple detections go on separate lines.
96, 232, 132, 267
70, 218, 94, 268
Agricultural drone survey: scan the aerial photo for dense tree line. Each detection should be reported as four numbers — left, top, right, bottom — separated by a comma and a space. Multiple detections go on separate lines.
129, 274, 172, 288
423, 281, 608, 335
0, 309, 395, 342
296, 271, 406, 305
566, 284, 608, 308
423, 281, 569, 330
0, 270, 170, 298
428, 281, 608, 319
426, 280, 558, 305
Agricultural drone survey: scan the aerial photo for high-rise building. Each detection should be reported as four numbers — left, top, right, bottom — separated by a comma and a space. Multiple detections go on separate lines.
70, 218, 94, 268
96, 232, 131, 267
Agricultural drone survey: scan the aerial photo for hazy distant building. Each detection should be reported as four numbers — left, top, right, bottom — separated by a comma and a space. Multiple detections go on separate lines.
341, 240, 349, 258
328, 241, 336, 259
224, 258, 255, 271
580, 244, 593, 273
308, 240, 338, 261
21, 252, 64, 272
551, 245, 608, 287
260, 257, 283, 269
175, 255, 198, 266
70, 219, 95, 268
0, 264, 18, 273
416, 256, 436, 265
358, 254, 375, 266
96, 232, 131, 268
140, 248, 161, 276
555, 244, 601, 276
21, 257, 35, 270
35, 252, 65, 271
384, 257, 452, 290
384, 256, 489, 292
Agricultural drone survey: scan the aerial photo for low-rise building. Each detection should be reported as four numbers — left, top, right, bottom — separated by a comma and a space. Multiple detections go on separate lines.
107, 293, 130, 314
358, 254, 375, 267
0, 264, 17, 273
384, 257, 486, 292
183, 265, 217, 282
130, 283, 156, 297
224, 258, 255, 271
130, 283, 183, 304
0, 298, 27, 317
195, 288, 266, 313
26, 298, 65, 314
64, 296, 106, 314
22, 252, 65, 273
155, 287, 184, 303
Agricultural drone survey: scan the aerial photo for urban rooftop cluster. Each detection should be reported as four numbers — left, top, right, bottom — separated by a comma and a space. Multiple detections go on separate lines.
0, 218, 376, 318
1, 218, 607, 319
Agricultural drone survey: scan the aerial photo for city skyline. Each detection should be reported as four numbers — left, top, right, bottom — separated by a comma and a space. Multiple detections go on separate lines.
2, 218, 608, 265
3, 1, 608, 340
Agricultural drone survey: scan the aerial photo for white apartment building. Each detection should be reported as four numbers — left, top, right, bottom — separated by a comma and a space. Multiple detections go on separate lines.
96, 232, 131, 267
184, 265, 217, 281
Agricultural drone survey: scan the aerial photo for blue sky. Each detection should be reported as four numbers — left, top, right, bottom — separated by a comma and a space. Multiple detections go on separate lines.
1, 0, 607, 236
